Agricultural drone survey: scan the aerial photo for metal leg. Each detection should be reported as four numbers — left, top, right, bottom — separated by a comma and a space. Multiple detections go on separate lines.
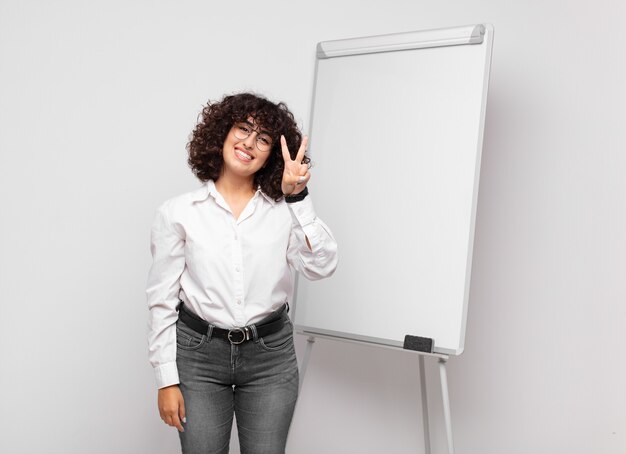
438, 358, 455, 454
299, 336, 316, 392
419, 355, 431, 454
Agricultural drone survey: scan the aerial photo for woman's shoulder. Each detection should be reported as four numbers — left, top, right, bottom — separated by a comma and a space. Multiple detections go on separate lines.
155, 182, 210, 216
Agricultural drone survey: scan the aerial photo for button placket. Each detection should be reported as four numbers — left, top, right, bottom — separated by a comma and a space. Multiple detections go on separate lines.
232, 223, 245, 325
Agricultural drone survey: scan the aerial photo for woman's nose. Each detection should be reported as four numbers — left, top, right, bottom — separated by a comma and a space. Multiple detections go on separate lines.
243, 133, 256, 149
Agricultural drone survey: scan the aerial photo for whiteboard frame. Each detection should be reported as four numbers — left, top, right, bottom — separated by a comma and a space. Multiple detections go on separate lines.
293, 24, 494, 356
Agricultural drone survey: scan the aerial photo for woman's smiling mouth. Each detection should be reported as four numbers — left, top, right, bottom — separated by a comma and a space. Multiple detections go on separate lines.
235, 148, 254, 162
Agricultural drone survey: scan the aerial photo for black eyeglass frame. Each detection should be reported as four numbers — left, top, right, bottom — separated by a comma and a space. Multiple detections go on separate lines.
231, 122, 274, 152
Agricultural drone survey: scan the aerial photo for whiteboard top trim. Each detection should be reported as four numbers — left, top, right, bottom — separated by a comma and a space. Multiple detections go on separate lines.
317, 24, 487, 58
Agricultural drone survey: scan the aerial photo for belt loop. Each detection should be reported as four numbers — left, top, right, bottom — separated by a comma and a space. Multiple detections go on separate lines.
249, 324, 259, 341
206, 324, 214, 340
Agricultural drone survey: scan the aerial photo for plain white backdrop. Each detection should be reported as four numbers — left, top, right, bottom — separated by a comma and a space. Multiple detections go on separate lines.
0, 1, 624, 453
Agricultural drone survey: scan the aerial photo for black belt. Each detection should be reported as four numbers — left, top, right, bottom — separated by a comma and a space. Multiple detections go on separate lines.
177, 302, 287, 345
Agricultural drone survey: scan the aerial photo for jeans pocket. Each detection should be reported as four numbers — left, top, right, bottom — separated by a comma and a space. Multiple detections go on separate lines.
258, 319, 294, 352
176, 322, 206, 350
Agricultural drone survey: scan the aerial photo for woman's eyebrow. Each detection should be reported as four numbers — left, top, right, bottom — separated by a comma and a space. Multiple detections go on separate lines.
243, 120, 271, 136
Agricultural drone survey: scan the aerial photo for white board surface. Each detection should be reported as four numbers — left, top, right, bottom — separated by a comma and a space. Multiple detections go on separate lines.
294, 25, 493, 355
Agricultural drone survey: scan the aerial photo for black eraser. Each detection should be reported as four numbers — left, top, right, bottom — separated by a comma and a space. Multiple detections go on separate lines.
403, 335, 433, 353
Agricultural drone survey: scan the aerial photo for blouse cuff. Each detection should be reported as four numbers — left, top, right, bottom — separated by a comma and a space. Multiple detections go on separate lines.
286, 195, 316, 226
154, 362, 180, 389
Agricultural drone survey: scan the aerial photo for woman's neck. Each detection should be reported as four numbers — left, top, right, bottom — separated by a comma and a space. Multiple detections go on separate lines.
214, 172, 256, 199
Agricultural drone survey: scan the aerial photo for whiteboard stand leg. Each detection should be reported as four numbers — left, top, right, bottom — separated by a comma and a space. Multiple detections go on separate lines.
299, 336, 316, 392
419, 355, 431, 454
288, 336, 316, 448
438, 358, 455, 454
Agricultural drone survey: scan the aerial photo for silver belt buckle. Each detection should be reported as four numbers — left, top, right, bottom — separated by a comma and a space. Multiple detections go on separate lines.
227, 328, 246, 345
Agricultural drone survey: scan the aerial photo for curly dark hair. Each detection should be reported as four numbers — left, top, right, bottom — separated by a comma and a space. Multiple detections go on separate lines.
186, 92, 309, 201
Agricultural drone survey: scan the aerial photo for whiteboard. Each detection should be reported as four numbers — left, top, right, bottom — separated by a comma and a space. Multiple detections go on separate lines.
293, 25, 493, 355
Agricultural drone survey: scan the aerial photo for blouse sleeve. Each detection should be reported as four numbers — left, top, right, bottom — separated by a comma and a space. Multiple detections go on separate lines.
286, 196, 338, 280
145, 201, 185, 389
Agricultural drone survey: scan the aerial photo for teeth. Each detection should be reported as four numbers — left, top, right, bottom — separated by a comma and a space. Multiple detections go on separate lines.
235, 149, 253, 161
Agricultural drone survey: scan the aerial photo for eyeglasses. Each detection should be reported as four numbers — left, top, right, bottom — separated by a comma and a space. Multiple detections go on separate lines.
232, 122, 273, 152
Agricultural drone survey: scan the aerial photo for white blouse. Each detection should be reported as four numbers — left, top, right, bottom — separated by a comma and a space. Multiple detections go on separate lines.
146, 180, 338, 388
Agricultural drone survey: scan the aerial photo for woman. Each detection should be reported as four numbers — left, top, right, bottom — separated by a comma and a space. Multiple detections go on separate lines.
146, 92, 338, 454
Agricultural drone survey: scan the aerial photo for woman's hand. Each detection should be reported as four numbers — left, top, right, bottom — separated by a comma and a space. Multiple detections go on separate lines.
281, 135, 310, 196
158, 385, 186, 432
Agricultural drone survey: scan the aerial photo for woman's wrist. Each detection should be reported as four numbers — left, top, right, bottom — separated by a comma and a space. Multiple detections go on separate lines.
284, 186, 308, 203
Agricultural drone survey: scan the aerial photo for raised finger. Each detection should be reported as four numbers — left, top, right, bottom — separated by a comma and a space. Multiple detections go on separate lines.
280, 135, 292, 162
295, 135, 308, 163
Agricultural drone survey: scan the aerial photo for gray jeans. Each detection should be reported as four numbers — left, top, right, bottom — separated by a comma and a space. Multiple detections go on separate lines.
176, 309, 299, 454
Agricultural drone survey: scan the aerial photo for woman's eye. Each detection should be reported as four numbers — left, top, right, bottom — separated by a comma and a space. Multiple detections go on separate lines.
258, 136, 271, 146
238, 125, 250, 133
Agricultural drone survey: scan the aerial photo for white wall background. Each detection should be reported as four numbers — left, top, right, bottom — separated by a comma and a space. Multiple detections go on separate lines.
1, 1, 624, 453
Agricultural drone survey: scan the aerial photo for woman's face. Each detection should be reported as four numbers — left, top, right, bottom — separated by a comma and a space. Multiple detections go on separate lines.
221, 117, 273, 180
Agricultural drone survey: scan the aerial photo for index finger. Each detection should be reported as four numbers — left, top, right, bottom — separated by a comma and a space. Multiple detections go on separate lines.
280, 135, 292, 162
171, 414, 184, 433
295, 135, 308, 163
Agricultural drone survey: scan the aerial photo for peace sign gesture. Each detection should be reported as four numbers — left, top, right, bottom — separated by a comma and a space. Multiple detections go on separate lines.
281, 135, 310, 196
